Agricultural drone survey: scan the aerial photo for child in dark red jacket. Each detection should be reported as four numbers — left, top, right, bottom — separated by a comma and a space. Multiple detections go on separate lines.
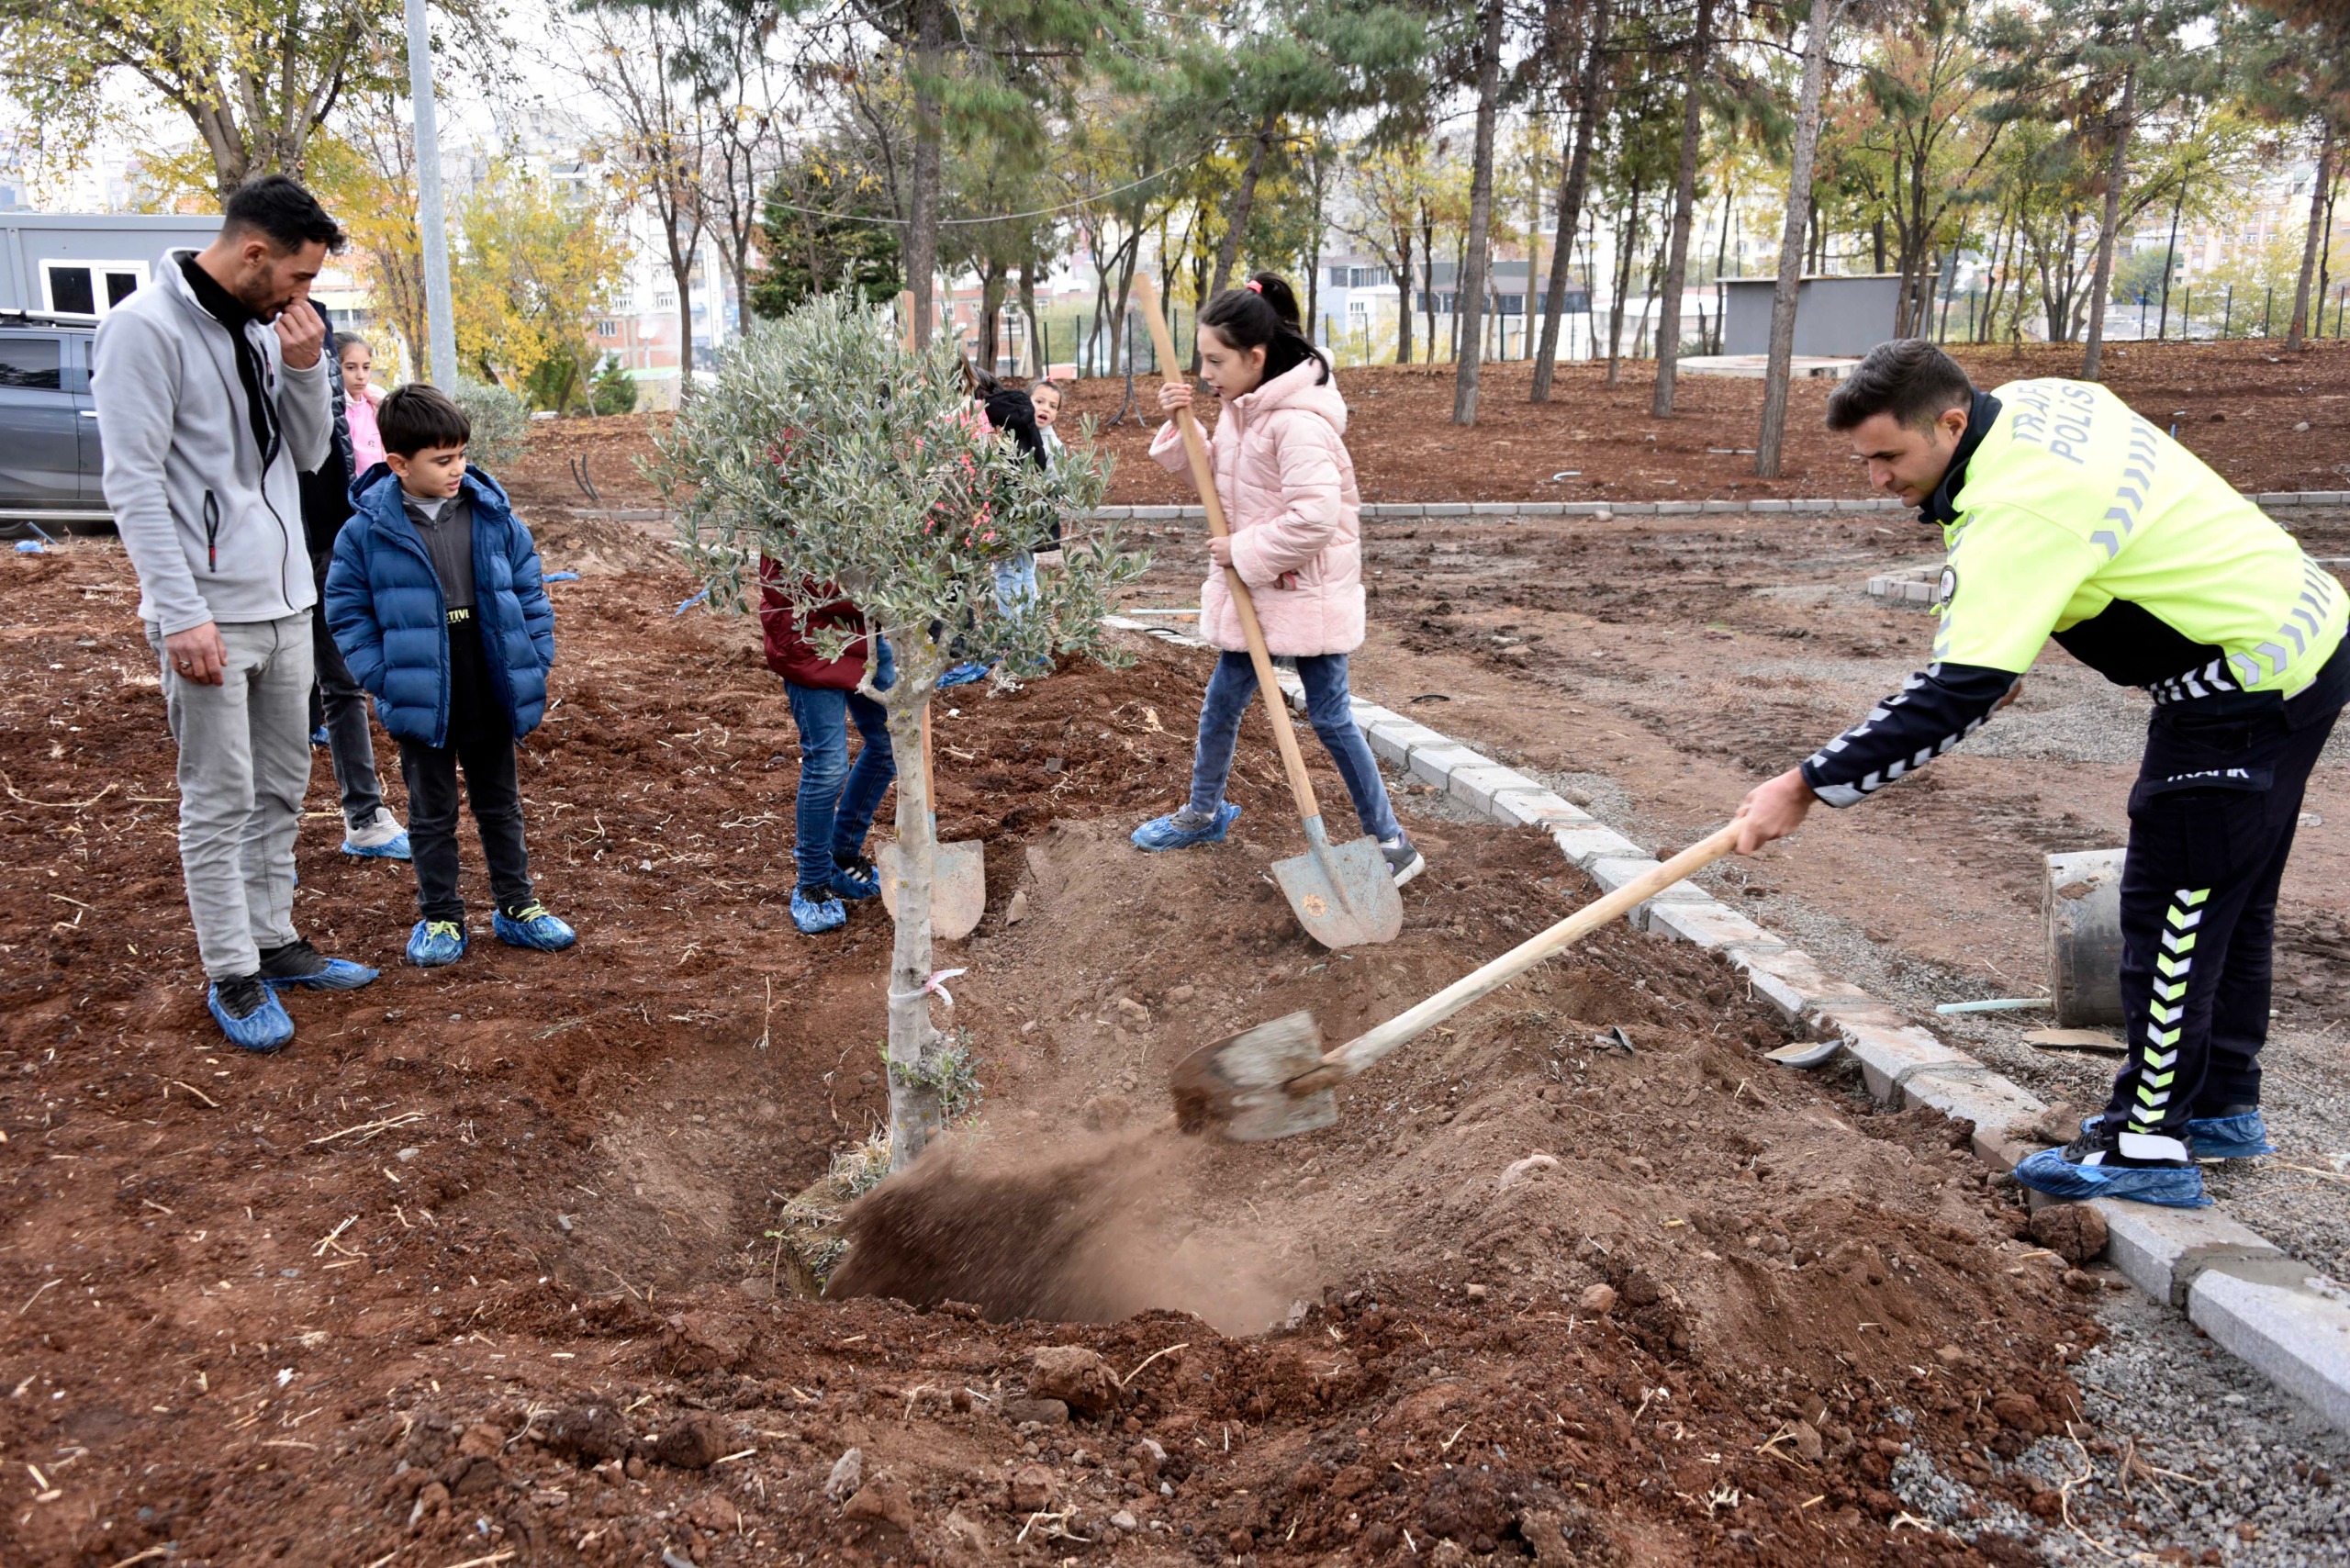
761, 560, 897, 935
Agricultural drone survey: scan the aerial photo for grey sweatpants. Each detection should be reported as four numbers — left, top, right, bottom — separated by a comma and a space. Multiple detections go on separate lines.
144, 612, 315, 980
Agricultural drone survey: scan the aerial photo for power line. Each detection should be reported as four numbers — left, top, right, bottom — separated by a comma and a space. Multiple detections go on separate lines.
760, 154, 1205, 228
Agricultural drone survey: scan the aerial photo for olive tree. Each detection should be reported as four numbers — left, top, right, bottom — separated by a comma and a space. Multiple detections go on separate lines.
659, 293, 1143, 1170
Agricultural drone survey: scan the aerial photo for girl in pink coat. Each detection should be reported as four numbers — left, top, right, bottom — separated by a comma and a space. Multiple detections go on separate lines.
1131, 275, 1422, 887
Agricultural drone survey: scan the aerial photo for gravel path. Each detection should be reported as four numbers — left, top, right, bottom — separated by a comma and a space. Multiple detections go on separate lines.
1894, 1285, 2350, 1562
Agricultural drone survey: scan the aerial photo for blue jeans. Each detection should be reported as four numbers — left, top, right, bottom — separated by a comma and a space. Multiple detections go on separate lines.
1187, 651, 1401, 842
788, 681, 896, 892
993, 551, 1038, 615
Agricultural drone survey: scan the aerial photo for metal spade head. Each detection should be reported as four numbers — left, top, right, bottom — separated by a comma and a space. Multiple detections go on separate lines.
1169, 1009, 1339, 1142
876, 838, 988, 941
1272, 815, 1402, 949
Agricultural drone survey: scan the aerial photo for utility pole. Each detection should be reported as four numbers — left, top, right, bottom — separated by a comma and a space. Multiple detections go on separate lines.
404, 0, 459, 387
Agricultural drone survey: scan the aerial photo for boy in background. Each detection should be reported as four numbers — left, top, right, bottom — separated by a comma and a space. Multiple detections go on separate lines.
325, 385, 576, 966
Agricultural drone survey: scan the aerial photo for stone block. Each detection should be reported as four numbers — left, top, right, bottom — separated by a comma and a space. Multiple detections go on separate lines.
1561, 502, 1612, 516
1655, 501, 1701, 515
1365, 718, 1451, 767
1807, 1002, 1967, 1102
1750, 499, 1791, 514
1491, 790, 1594, 830
1586, 856, 1713, 927
1094, 506, 1134, 519
1423, 503, 1472, 517
2092, 1202, 2284, 1307
1612, 501, 1659, 515
1550, 823, 1646, 869
2188, 1269, 2350, 1435
1646, 899, 1777, 950
1788, 498, 1836, 511
1903, 580, 1933, 602
1472, 502, 1520, 516
1347, 700, 1401, 736
1519, 503, 1567, 516
1131, 505, 1182, 520
1449, 763, 1539, 814
1408, 745, 1489, 789
1897, 1067, 2046, 1144
1702, 499, 1745, 514
1364, 504, 1422, 519
2256, 492, 2298, 510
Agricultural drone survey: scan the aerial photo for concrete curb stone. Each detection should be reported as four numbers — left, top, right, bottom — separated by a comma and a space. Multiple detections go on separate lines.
2091, 1203, 2286, 1308
2187, 1270, 2350, 1433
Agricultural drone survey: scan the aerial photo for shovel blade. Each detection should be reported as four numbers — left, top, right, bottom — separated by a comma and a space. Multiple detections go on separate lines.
876, 839, 989, 941
1271, 818, 1402, 949
1169, 1009, 1339, 1142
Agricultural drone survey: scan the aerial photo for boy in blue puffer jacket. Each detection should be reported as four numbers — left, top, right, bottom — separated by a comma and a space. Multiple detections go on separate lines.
325, 385, 576, 968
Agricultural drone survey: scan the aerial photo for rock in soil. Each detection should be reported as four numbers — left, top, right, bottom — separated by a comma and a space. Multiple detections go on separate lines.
1029, 1345, 1118, 1413
2031, 1202, 2110, 1263
651, 1411, 731, 1469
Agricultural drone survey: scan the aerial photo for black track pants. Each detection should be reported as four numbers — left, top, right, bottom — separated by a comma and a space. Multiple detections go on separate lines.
2099, 676, 2343, 1138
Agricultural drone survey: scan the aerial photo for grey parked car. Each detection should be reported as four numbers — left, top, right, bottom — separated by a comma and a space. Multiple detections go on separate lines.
0, 309, 112, 534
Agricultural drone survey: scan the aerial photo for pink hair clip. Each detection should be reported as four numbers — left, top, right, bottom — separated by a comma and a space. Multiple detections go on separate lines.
1245, 279, 1263, 294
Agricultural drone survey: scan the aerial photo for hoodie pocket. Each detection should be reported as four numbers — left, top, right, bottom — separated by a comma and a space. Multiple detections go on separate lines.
202, 490, 220, 574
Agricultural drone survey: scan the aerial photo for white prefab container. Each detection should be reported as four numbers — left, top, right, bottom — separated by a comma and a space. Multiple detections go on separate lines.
0, 212, 220, 318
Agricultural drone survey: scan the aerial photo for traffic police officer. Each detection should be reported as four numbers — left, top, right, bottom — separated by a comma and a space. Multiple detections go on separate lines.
1732, 339, 2347, 1207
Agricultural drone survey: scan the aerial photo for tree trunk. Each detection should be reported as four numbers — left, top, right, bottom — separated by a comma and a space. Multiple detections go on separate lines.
1018, 261, 1043, 376
904, 0, 947, 351
1453, 0, 1507, 425
1755, 0, 1843, 478
2288, 118, 2335, 352
1422, 211, 1438, 362
881, 655, 946, 1171
1606, 184, 1639, 386
1395, 229, 1416, 364
1534, 0, 1610, 401
670, 232, 699, 384
977, 263, 1006, 371
1213, 106, 1281, 299
1651, 0, 1714, 416
2080, 59, 2136, 382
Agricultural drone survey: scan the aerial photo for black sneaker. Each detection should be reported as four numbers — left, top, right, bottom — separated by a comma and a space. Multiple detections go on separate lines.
207, 974, 294, 1052
257, 939, 380, 991
2013, 1121, 2208, 1208
1380, 834, 1426, 888
214, 973, 273, 1017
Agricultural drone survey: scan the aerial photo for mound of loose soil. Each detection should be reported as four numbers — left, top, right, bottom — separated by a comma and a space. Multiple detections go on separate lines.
2, 543, 2101, 1565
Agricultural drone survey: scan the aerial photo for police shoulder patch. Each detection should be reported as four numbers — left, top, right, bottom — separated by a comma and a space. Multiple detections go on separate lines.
1936, 565, 1958, 605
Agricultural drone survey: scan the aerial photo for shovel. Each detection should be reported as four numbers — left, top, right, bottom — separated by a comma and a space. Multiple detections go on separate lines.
1128, 274, 1401, 950
878, 703, 986, 941
1172, 823, 1741, 1140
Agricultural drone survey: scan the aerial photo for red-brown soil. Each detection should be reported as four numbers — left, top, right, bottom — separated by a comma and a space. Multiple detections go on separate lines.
498, 338, 2350, 517
3, 537, 2121, 1566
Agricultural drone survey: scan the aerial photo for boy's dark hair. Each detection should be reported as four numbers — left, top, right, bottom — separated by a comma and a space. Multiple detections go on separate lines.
1199, 274, 1329, 387
1028, 377, 1064, 402
222, 174, 346, 255
1825, 338, 1974, 432
379, 384, 472, 457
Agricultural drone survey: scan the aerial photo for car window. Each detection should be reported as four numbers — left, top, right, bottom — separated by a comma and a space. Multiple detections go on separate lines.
0, 335, 64, 391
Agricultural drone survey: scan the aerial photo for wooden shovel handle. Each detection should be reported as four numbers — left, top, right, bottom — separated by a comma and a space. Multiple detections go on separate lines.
1296, 824, 1744, 1090
1129, 274, 1322, 825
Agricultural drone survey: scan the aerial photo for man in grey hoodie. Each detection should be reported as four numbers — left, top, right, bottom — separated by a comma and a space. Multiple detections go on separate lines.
94, 174, 380, 1052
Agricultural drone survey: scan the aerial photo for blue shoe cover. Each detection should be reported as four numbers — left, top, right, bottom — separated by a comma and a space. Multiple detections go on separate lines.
265, 957, 380, 991
341, 828, 412, 860
830, 858, 881, 901
311, 726, 330, 746
208, 984, 295, 1052
2013, 1146, 2210, 1208
407, 919, 467, 968
494, 903, 577, 951
792, 887, 846, 934
937, 661, 993, 689
2187, 1112, 2276, 1159
1132, 801, 1241, 852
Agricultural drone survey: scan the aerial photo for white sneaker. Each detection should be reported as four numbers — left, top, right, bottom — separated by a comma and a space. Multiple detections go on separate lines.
342, 808, 412, 860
